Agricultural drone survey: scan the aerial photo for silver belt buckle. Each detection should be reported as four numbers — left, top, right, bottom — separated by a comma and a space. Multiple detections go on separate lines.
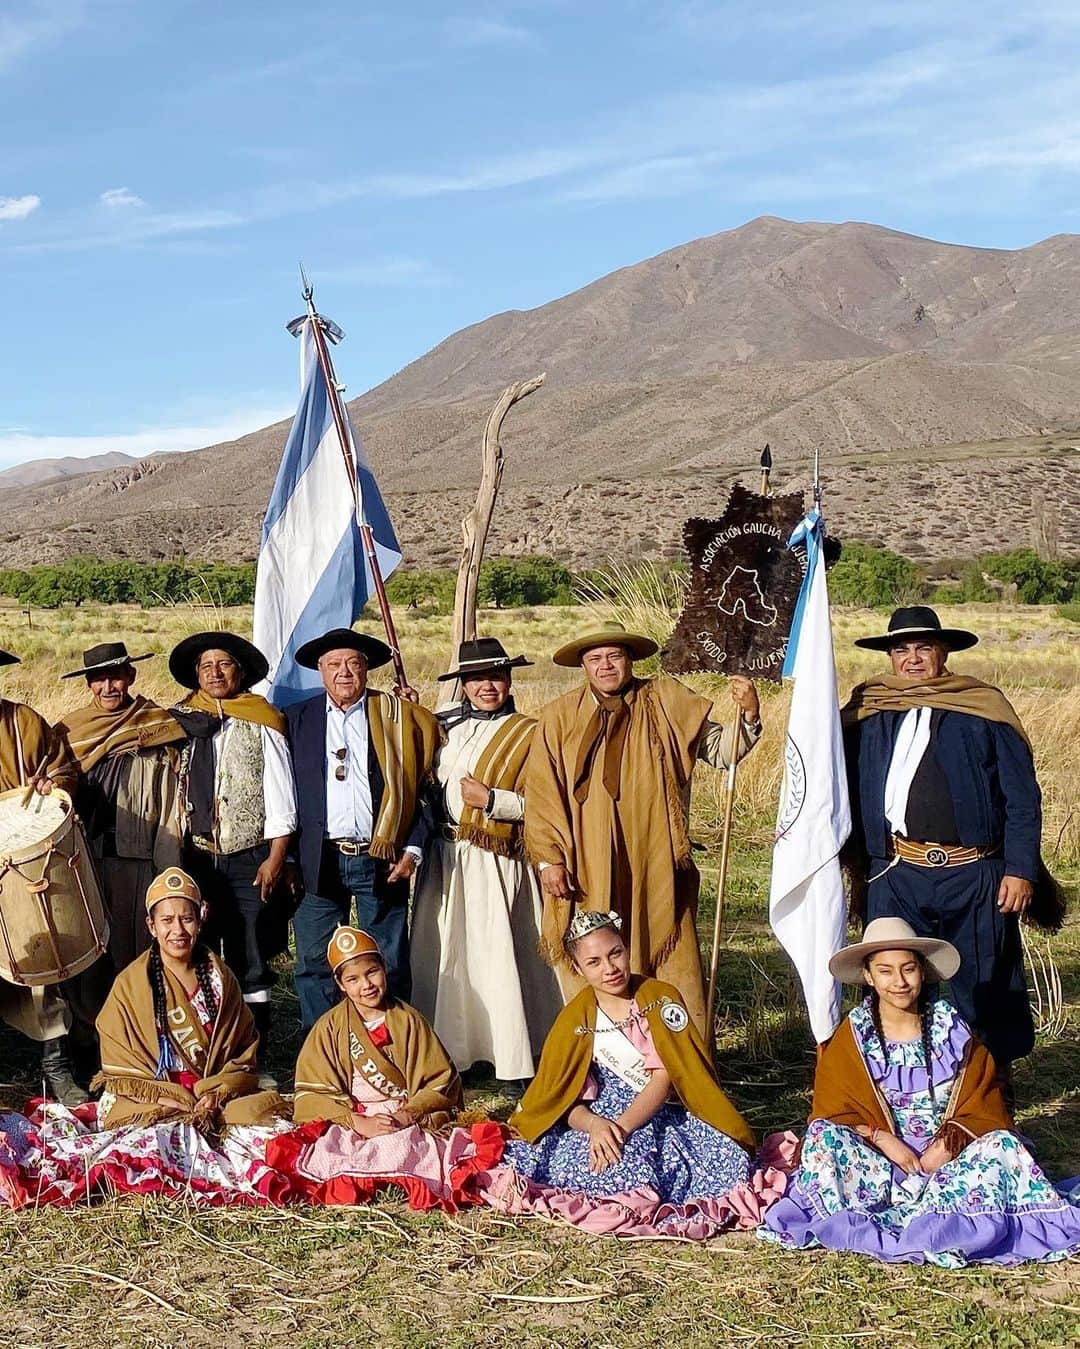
924, 847, 949, 867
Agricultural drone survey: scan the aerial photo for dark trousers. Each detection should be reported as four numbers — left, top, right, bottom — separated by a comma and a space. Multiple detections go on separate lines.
867, 856, 1035, 1066
292, 847, 410, 1032
187, 843, 289, 999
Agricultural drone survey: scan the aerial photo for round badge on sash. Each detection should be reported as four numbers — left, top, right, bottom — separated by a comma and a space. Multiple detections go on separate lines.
661, 1002, 689, 1032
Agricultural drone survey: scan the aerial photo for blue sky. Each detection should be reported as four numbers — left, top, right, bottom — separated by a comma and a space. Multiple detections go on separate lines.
2, 0, 1079, 469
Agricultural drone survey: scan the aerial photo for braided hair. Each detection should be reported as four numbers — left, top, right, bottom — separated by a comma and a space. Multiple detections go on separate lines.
148, 931, 220, 1038
865, 952, 936, 1106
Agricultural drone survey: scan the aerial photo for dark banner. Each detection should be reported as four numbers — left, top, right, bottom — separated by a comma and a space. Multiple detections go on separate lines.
664, 484, 807, 683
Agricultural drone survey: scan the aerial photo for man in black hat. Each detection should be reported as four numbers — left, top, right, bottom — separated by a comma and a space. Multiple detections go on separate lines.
168, 631, 297, 1081
841, 606, 1048, 1072
57, 643, 188, 972
0, 646, 88, 1104
411, 638, 562, 1086
285, 628, 439, 1031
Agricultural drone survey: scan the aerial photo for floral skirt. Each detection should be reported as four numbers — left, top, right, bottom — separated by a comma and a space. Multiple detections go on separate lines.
502, 1067, 750, 1202
760, 1118, 1080, 1267
0, 1103, 292, 1208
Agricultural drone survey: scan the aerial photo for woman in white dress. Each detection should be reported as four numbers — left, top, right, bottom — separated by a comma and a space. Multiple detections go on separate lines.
411, 639, 563, 1084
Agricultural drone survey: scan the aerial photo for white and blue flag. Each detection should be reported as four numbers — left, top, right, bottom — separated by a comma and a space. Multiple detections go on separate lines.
253, 318, 402, 707
768, 509, 852, 1043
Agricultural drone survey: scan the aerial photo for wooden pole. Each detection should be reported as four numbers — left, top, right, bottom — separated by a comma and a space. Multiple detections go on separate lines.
303, 291, 409, 691
446, 373, 545, 693
705, 755, 738, 1037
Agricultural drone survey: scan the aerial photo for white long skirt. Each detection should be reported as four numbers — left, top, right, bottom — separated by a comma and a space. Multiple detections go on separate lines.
411, 838, 563, 1080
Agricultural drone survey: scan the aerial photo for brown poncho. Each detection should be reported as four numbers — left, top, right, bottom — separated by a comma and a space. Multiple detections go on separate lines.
92, 949, 284, 1128
841, 674, 1030, 749
524, 676, 714, 972
811, 1014, 1013, 1147
56, 694, 187, 773
0, 699, 78, 795
293, 997, 463, 1131
364, 692, 442, 861
510, 976, 755, 1152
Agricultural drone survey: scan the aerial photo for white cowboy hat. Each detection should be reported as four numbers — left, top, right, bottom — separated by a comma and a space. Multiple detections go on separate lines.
828, 916, 960, 985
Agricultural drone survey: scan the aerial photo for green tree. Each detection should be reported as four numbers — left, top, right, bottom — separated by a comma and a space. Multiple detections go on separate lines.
828, 542, 925, 608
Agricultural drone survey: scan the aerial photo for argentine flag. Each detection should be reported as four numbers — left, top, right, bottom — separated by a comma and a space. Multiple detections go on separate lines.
768, 509, 851, 1043
253, 317, 402, 707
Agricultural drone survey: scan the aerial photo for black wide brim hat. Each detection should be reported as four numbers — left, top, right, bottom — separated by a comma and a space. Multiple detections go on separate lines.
854, 605, 978, 653
437, 636, 532, 682
294, 627, 392, 671
61, 642, 154, 680
168, 631, 270, 691
0, 650, 19, 669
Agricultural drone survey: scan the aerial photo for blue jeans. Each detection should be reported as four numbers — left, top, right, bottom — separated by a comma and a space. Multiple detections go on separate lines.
292, 848, 411, 1032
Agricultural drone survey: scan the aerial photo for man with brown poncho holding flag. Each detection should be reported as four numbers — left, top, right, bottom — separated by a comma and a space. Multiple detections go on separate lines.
525, 622, 762, 1032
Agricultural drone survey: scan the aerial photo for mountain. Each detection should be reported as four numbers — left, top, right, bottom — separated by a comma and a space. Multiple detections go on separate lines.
0, 451, 137, 490
3, 217, 1079, 568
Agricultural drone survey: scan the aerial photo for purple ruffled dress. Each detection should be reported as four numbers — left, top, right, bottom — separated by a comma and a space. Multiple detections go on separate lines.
760, 999, 1080, 1267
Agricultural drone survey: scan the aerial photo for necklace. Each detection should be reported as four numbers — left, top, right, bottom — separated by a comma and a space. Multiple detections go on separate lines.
574, 996, 665, 1035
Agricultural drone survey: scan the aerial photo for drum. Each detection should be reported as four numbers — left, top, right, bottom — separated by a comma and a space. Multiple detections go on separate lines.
0, 787, 109, 986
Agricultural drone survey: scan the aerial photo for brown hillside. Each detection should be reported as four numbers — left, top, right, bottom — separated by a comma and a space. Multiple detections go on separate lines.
3, 217, 1080, 568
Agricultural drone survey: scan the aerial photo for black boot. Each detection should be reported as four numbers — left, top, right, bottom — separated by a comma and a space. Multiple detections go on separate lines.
41, 1036, 91, 1107
248, 1003, 278, 1092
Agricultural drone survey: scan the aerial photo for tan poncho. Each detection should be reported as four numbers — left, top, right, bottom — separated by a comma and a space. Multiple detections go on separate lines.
92, 949, 284, 1128
525, 676, 715, 971
0, 700, 78, 795
293, 997, 463, 1131
454, 711, 535, 858
841, 674, 1031, 749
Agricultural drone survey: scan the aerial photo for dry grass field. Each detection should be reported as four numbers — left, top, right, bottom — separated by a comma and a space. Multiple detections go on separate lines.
0, 596, 1076, 1347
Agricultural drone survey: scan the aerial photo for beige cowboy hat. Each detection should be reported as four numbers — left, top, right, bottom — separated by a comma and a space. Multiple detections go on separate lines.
552, 621, 658, 669
828, 917, 960, 985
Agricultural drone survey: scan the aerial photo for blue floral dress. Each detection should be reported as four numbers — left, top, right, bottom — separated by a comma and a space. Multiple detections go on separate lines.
760, 999, 1080, 1267
503, 1006, 750, 1203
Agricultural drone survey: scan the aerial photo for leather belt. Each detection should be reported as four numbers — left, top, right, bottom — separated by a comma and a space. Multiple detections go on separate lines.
889, 836, 992, 868
326, 838, 370, 857
440, 824, 458, 842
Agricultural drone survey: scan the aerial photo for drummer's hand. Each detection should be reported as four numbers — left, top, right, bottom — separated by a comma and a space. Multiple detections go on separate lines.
31, 775, 53, 796
254, 857, 283, 901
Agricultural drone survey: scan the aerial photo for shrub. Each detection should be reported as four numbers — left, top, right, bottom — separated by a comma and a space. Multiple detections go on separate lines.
827, 542, 925, 608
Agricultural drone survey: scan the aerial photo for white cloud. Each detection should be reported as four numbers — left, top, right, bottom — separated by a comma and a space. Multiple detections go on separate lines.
14, 205, 246, 253
0, 401, 295, 471
100, 186, 145, 209
0, 194, 41, 221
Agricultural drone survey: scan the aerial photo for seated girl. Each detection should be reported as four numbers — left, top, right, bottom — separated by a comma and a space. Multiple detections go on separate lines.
17, 869, 289, 1205
499, 911, 755, 1217
269, 927, 501, 1209
94, 867, 285, 1130
761, 917, 1080, 1267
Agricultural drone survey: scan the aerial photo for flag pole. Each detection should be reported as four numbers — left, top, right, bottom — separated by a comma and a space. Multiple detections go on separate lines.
300, 272, 409, 692
705, 445, 774, 1038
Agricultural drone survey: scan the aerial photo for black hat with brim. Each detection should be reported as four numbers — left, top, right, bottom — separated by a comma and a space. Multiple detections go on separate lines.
854, 605, 978, 653
295, 628, 392, 671
62, 641, 153, 680
437, 637, 532, 682
0, 650, 19, 669
168, 632, 270, 691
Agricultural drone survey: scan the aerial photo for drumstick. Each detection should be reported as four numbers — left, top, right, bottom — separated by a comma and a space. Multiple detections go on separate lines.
19, 757, 49, 809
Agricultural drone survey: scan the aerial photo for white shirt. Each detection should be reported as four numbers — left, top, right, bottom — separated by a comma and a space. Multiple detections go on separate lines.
324, 694, 374, 841
883, 706, 932, 837
324, 694, 421, 860
211, 721, 297, 840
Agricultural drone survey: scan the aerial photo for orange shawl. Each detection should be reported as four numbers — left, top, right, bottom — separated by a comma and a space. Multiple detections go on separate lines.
811, 1014, 1013, 1145
510, 976, 755, 1151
